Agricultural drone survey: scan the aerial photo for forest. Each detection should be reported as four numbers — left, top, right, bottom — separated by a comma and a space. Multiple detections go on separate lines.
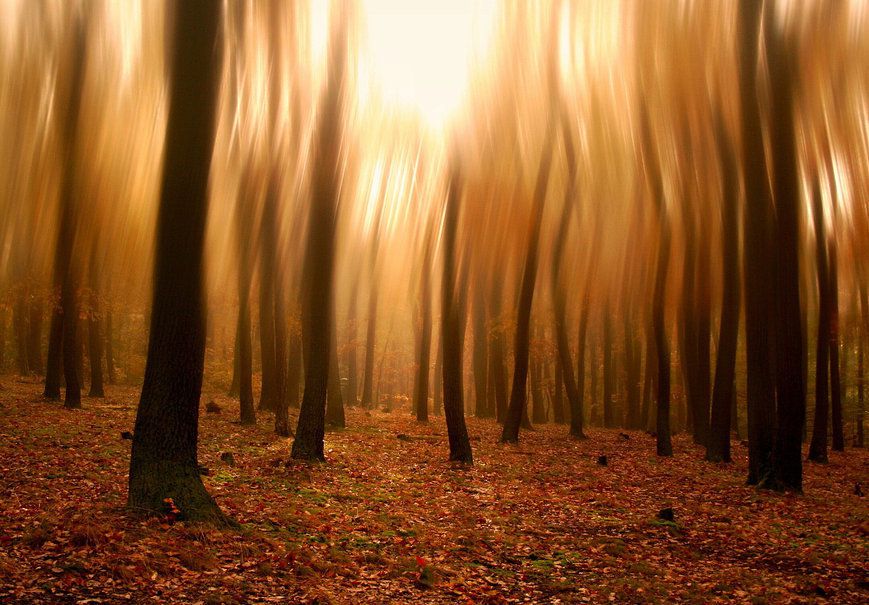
0, 0, 867, 602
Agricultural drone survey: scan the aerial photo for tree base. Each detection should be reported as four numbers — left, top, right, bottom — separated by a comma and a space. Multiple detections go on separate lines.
128, 459, 233, 526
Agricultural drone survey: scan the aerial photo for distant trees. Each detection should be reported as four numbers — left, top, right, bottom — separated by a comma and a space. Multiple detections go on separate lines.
127, 0, 225, 522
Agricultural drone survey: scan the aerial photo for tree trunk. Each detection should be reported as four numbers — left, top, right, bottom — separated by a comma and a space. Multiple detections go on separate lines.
739, 0, 777, 485
105, 298, 116, 384
326, 317, 345, 428
291, 8, 346, 461
441, 160, 473, 463
501, 119, 555, 443
808, 183, 830, 463
236, 260, 256, 425
706, 113, 739, 463
128, 0, 226, 524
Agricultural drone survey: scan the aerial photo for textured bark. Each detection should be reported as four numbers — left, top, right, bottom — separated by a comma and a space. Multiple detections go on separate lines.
128, 0, 226, 524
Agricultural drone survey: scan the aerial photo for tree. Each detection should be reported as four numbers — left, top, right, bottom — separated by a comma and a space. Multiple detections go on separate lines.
706, 111, 740, 463
738, 0, 777, 485
127, 0, 226, 523
291, 3, 348, 461
441, 155, 473, 463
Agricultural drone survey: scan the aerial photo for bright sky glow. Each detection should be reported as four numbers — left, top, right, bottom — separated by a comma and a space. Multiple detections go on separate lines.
359, 0, 496, 128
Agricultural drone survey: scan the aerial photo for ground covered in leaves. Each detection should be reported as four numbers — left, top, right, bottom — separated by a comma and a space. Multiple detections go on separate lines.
0, 378, 867, 604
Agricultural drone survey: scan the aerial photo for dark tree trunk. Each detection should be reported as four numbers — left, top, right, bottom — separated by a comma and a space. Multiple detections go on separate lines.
808, 183, 830, 464
228, 322, 240, 396
291, 9, 346, 461
707, 113, 739, 463
501, 121, 555, 443
739, 0, 777, 485
441, 160, 473, 463
413, 234, 433, 422
639, 100, 672, 456
128, 0, 226, 524
58, 15, 87, 411
764, 4, 806, 490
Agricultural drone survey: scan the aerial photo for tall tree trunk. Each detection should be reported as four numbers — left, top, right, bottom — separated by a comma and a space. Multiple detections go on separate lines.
58, 14, 87, 411
433, 333, 443, 416
764, 3, 806, 489
707, 113, 740, 463
441, 160, 473, 463
739, 0, 777, 485
413, 234, 433, 422
501, 120, 555, 443
808, 183, 830, 463
128, 0, 226, 523
291, 7, 346, 461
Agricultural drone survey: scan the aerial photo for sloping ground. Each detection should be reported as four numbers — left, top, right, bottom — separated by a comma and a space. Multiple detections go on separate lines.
0, 377, 866, 604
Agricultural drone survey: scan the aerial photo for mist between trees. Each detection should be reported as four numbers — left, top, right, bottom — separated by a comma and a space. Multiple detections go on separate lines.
0, 0, 867, 524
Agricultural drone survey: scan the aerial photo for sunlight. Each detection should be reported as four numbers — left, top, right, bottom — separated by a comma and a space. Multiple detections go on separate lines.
359, 0, 496, 128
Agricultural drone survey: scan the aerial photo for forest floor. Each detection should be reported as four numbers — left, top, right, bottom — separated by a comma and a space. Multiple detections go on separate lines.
0, 377, 866, 604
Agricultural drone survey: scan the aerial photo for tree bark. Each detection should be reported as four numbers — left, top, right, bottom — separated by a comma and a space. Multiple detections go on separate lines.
128, 0, 226, 524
